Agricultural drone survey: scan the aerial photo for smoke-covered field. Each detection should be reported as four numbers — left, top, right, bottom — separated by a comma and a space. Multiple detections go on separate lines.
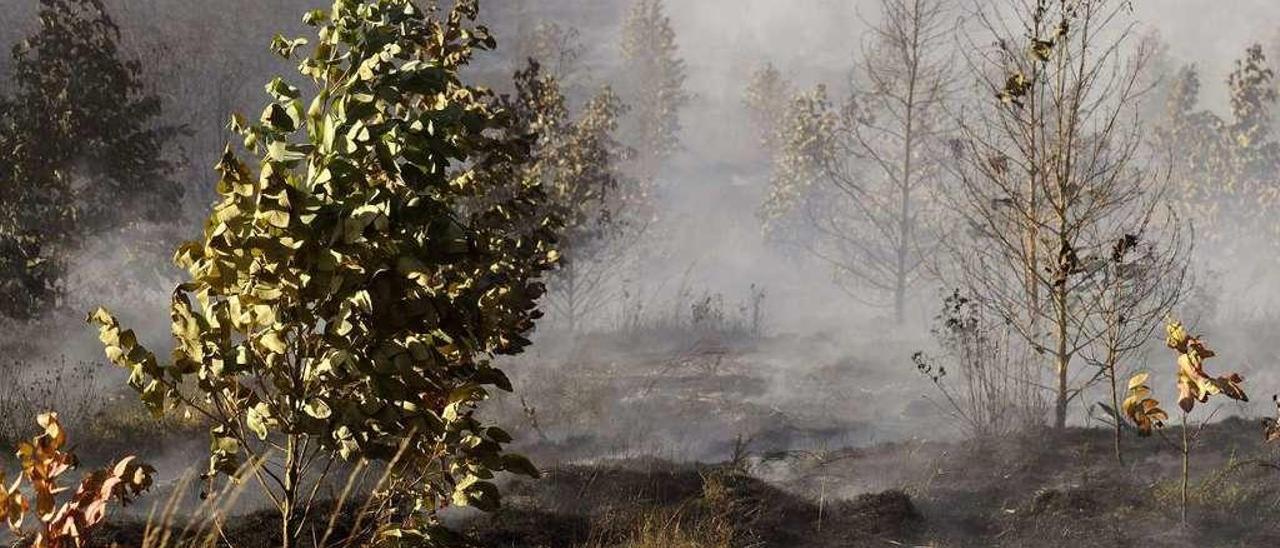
2, 0, 1280, 547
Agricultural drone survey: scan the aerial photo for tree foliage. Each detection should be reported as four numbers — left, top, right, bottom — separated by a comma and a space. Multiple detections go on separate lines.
743, 63, 793, 154
88, 0, 556, 543
1165, 320, 1248, 413
763, 0, 952, 323
1155, 45, 1280, 255
0, 0, 183, 321
1121, 372, 1166, 437
619, 0, 688, 179
1121, 321, 1251, 433
503, 61, 642, 331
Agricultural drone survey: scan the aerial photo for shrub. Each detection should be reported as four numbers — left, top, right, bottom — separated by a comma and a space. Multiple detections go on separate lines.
0, 412, 154, 548
87, 1, 557, 545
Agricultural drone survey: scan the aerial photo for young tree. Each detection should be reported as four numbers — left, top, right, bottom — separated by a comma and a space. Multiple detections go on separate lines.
1166, 46, 1280, 252
949, 0, 1184, 428
1123, 320, 1248, 523
88, 2, 554, 545
0, 0, 183, 321
503, 61, 643, 332
515, 21, 586, 83
743, 62, 794, 154
1086, 228, 1189, 463
618, 0, 688, 181
763, 0, 953, 323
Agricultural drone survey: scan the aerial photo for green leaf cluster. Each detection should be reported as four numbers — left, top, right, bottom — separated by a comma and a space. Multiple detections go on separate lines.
89, 0, 558, 539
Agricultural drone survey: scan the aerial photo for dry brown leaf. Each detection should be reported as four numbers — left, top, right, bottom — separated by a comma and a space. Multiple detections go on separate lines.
1123, 373, 1166, 436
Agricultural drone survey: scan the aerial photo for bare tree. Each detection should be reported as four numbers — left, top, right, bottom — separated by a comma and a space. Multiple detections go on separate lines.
1084, 222, 1189, 462
948, 0, 1187, 429
914, 289, 1048, 438
763, 0, 953, 323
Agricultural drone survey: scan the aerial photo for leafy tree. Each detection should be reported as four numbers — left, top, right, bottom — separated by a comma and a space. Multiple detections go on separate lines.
1157, 46, 1280, 254
88, 1, 556, 545
0, 0, 183, 321
1155, 65, 1226, 173
618, 0, 688, 180
742, 62, 793, 154
1226, 45, 1279, 163
763, 0, 953, 323
514, 21, 586, 83
503, 61, 644, 332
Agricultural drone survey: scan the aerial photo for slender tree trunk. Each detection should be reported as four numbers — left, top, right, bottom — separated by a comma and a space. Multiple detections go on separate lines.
564, 261, 579, 334
893, 274, 907, 324
1053, 287, 1070, 429
894, 174, 911, 325
1107, 344, 1123, 464
281, 434, 301, 548
1181, 412, 1189, 525
894, 128, 913, 326
894, 11, 919, 326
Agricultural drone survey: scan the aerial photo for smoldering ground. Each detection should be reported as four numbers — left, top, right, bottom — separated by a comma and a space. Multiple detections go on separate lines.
3, 1, 1280, 547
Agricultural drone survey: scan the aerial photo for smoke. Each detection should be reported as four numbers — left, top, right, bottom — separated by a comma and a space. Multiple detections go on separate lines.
1134, 0, 1280, 108
0, 0, 1278, 500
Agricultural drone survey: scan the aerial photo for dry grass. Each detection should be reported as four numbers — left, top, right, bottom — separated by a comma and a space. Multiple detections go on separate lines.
594, 506, 734, 548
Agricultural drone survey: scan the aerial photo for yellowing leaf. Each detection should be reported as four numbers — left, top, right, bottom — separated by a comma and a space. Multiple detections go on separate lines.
1122, 373, 1165, 436
259, 330, 288, 355
1127, 372, 1149, 390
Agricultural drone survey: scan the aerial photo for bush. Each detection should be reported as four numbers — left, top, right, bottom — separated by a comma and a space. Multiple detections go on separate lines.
87, 1, 558, 545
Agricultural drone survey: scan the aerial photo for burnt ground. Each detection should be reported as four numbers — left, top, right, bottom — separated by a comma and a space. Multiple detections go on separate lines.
13, 329, 1280, 547
455, 417, 1280, 547
80, 418, 1280, 547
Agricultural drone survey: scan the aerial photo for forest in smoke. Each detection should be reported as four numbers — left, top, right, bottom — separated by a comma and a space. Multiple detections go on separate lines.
2, 0, 1280, 546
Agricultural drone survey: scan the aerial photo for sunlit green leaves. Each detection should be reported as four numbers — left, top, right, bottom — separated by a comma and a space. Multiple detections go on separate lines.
270, 35, 309, 59
87, 0, 556, 540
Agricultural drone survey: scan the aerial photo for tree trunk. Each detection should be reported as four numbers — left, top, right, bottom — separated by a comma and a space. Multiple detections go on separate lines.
894, 153, 911, 325
564, 261, 579, 334
894, 27, 917, 327
893, 278, 906, 325
1053, 287, 1070, 430
1107, 347, 1123, 465
281, 434, 301, 548
1181, 412, 1189, 525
